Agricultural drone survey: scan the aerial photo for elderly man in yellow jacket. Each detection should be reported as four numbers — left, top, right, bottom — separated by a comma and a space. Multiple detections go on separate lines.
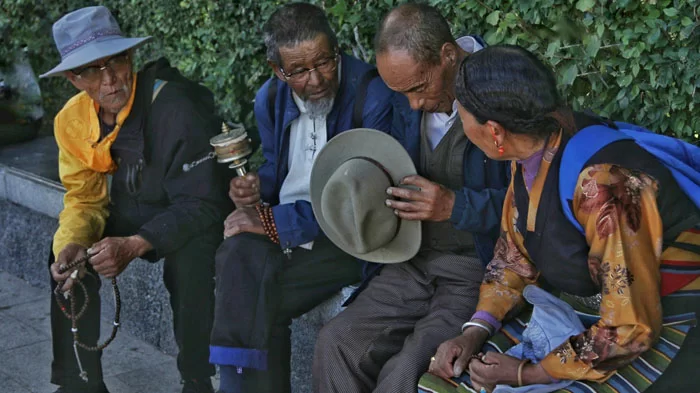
41, 6, 231, 393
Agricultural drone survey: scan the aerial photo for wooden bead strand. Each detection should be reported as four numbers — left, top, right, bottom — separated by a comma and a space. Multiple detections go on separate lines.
53, 253, 121, 383
255, 204, 279, 244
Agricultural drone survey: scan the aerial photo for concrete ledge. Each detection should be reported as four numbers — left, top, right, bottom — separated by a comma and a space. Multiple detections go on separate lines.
0, 195, 184, 354
290, 286, 354, 389
0, 164, 64, 218
0, 165, 346, 393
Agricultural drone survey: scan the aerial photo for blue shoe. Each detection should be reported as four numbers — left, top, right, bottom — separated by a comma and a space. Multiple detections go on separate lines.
217, 366, 243, 393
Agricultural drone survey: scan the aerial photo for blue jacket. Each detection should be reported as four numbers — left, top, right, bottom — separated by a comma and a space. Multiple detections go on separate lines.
390, 95, 511, 265
254, 53, 394, 249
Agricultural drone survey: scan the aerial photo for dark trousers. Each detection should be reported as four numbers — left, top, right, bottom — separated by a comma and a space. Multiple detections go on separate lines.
210, 233, 361, 393
313, 251, 484, 393
50, 232, 219, 390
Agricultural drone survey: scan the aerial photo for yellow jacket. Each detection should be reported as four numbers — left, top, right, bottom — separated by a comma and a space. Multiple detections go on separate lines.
52, 77, 137, 258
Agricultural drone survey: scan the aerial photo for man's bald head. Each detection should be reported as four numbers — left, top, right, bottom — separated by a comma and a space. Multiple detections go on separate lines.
374, 3, 456, 66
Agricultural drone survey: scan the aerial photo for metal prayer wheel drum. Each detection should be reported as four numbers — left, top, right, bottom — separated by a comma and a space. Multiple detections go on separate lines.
210, 122, 253, 177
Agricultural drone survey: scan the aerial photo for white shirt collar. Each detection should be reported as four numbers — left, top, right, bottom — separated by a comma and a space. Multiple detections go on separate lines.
422, 37, 482, 149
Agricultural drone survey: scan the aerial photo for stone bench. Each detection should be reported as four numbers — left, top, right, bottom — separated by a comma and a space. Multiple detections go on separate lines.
0, 138, 348, 393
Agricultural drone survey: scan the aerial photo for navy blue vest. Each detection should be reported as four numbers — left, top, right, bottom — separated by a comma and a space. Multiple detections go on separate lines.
513, 115, 699, 297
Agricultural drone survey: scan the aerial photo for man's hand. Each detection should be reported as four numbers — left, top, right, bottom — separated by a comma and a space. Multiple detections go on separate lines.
223, 207, 265, 239
88, 235, 152, 278
229, 172, 261, 208
51, 243, 88, 292
385, 175, 455, 222
429, 326, 489, 379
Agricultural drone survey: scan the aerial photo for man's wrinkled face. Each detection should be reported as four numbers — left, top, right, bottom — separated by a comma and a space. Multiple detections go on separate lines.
273, 34, 340, 104
65, 51, 134, 115
377, 48, 455, 114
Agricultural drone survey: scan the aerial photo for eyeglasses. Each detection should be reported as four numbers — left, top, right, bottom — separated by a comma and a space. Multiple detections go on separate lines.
71, 52, 130, 83
279, 53, 339, 83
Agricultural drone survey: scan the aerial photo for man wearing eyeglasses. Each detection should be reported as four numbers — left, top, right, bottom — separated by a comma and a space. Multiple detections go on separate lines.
209, 3, 394, 393
41, 6, 231, 393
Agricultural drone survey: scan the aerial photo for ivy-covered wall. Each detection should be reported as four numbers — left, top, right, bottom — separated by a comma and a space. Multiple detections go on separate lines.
1, 0, 698, 141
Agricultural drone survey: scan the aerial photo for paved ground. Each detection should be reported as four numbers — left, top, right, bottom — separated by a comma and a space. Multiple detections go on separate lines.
0, 270, 218, 393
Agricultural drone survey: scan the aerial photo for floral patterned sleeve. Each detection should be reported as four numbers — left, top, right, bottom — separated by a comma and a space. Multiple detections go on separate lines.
540, 164, 664, 381
475, 184, 541, 322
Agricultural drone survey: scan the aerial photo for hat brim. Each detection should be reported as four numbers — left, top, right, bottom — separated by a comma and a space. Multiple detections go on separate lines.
40, 35, 152, 78
310, 128, 421, 264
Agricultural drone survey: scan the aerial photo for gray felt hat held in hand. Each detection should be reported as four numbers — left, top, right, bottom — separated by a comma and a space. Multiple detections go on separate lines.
40, 6, 151, 78
310, 129, 421, 263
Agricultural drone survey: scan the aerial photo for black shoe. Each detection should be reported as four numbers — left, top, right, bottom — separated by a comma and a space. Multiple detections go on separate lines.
53, 383, 109, 393
182, 378, 214, 393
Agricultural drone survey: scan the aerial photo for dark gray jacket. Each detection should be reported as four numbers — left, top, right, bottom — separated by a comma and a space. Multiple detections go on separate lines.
108, 58, 232, 259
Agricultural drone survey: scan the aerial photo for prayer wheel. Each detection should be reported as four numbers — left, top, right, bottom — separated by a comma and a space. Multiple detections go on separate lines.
209, 122, 254, 177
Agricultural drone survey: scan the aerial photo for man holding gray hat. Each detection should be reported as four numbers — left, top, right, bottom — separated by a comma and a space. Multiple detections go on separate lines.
42, 6, 230, 393
312, 4, 510, 393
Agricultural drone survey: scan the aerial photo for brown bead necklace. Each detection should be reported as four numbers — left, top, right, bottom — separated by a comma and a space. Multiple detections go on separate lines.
53, 254, 121, 383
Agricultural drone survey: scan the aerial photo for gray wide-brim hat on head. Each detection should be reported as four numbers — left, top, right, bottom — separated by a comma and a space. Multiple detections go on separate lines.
310, 129, 421, 264
40, 6, 151, 78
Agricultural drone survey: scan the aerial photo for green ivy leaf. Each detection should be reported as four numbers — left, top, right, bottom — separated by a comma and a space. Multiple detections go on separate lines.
545, 41, 561, 58
485, 10, 501, 26
562, 63, 579, 86
663, 8, 679, 17
616, 88, 627, 101
585, 34, 601, 58
672, 117, 686, 134
576, 0, 596, 12
596, 22, 605, 36
647, 28, 661, 45
648, 69, 656, 88
681, 24, 696, 39
484, 28, 506, 45
618, 74, 634, 87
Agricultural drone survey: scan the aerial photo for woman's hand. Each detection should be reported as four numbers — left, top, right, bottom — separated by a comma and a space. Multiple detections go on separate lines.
429, 327, 489, 379
469, 352, 520, 392
469, 352, 552, 392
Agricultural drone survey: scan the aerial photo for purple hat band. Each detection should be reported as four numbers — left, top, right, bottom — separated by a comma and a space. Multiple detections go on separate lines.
40, 6, 151, 78
59, 28, 122, 58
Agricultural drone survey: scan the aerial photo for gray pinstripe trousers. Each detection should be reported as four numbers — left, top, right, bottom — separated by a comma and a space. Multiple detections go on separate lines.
312, 250, 484, 393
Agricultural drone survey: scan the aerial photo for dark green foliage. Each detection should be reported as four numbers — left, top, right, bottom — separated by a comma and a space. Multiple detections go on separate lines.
1, 0, 698, 142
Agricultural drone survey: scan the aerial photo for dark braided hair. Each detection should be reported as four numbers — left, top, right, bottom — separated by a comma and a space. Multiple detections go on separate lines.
456, 45, 574, 140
